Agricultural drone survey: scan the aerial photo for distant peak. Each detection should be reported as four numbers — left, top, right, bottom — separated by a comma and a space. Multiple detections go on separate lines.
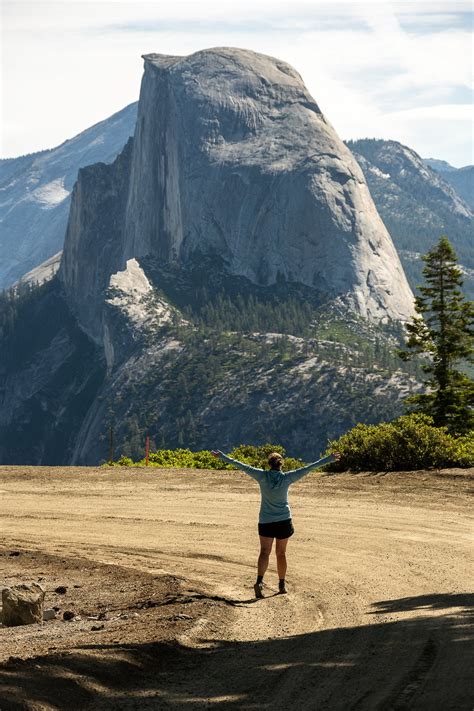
141, 53, 183, 69
141, 47, 302, 83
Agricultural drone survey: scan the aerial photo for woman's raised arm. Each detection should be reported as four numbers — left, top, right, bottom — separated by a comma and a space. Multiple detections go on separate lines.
211, 450, 262, 481
284, 453, 338, 484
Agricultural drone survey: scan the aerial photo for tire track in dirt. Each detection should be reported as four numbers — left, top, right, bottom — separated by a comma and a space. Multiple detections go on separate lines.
1, 466, 472, 709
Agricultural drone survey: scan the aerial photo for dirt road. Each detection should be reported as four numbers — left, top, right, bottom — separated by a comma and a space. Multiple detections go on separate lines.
0, 466, 472, 709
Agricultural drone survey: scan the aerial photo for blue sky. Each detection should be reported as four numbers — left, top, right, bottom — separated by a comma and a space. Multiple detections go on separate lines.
2, 0, 473, 165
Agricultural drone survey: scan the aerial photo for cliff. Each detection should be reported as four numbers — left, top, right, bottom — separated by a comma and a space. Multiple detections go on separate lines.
0, 103, 137, 289
59, 48, 415, 345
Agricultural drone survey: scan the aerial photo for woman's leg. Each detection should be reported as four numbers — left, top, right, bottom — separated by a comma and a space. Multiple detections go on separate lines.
275, 537, 289, 583
255, 536, 273, 598
257, 535, 274, 577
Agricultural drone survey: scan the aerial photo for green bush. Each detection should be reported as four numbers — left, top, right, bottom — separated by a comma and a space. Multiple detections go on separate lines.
143, 448, 228, 469
453, 431, 474, 467
104, 448, 233, 469
105, 455, 135, 467
325, 412, 470, 471
105, 418, 473, 471
105, 443, 305, 470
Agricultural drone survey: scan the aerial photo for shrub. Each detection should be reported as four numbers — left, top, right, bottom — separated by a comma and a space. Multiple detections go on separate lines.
325, 412, 467, 471
104, 448, 233, 469
109, 455, 135, 467
105, 443, 305, 470
453, 431, 474, 467
143, 448, 228, 469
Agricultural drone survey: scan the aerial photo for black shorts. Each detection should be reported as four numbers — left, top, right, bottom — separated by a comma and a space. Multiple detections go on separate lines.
258, 518, 294, 539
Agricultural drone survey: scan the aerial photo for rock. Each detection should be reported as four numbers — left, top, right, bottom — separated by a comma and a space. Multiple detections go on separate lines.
60, 47, 415, 347
62, 610, 75, 621
2, 583, 45, 626
43, 608, 57, 621
16, 253, 62, 290
54, 586, 67, 594
91, 624, 105, 631
0, 103, 137, 290
9, 551, 21, 557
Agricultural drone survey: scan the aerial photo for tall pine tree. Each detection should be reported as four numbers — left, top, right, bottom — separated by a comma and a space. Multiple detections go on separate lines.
398, 236, 474, 433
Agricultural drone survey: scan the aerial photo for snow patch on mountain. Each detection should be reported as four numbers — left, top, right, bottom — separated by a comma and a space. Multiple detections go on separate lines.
29, 178, 70, 208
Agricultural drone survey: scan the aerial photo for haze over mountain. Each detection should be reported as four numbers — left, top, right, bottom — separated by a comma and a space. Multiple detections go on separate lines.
0, 103, 137, 289
0, 48, 421, 466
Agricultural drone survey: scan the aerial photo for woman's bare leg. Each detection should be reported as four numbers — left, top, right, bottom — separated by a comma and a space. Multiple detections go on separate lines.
275, 537, 289, 583
257, 535, 274, 577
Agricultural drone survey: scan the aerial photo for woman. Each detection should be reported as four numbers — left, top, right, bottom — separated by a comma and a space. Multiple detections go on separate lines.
211, 448, 340, 598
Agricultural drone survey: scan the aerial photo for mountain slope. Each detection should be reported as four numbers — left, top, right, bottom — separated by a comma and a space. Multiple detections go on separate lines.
444, 166, 474, 211
0, 273, 421, 465
424, 158, 474, 211
347, 139, 474, 298
0, 103, 138, 289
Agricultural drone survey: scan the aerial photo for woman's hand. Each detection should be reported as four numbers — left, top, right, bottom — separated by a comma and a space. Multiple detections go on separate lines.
333, 451, 341, 460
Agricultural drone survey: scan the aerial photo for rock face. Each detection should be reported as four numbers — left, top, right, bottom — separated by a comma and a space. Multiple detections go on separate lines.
2, 583, 45, 626
59, 47, 415, 344
16, 251, 62, 288
60, 138, 133, 345
0, 102, 137, 289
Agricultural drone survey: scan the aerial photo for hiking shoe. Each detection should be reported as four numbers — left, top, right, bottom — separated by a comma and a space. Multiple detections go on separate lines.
254, 582, 264, 599
278, 582, 287, 594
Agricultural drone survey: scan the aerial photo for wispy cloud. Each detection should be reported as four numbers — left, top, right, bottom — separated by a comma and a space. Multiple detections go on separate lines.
397, 11, 473, 32
386, 104, 473, 120
1, 0, 473, 165
101, 17, 372, 34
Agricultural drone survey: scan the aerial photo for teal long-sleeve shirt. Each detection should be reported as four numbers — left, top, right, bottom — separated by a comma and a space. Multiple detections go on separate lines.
217, 452, 336, 524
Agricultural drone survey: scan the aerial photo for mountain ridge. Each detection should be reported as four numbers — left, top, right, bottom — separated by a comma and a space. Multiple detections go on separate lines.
0, 102, 137, 289
424, 157, 474, 211
347, 138, 473, 299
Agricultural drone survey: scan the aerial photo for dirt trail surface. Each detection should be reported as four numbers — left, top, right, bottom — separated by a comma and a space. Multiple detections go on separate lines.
0, 466, 472, 710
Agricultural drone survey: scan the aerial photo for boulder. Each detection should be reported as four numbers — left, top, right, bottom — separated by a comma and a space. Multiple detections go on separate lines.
43, 608, 57, 621
2, 583, 45, 626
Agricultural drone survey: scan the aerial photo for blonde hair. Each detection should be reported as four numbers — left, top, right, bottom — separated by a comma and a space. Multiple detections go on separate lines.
268, 452, 284, 469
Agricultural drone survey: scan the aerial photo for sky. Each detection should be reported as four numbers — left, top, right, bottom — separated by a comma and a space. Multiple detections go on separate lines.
1, 0, 473, 166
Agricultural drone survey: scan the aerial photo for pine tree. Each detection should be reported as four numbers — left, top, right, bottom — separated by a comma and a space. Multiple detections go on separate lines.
398, 236, 474, 433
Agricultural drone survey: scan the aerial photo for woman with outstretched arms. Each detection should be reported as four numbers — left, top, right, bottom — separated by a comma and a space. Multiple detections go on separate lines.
211, 449, 340, 598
